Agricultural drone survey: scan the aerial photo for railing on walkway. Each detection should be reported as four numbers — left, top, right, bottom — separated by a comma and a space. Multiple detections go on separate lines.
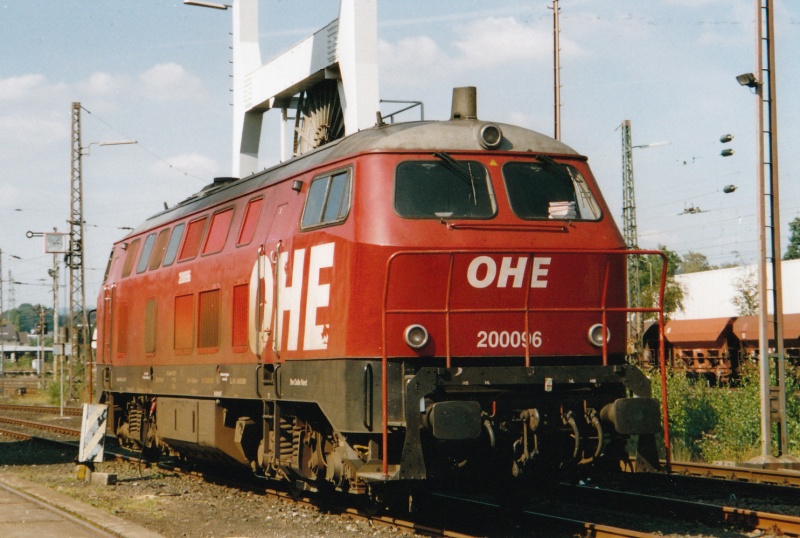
378, 248, 670, 476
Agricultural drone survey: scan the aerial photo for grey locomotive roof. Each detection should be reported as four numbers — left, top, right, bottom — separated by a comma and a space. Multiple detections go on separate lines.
125, 119, 580, 238
316, 119, 578, 156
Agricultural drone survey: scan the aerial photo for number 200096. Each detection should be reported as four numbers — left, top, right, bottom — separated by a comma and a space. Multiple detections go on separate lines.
477, 330, 542, 349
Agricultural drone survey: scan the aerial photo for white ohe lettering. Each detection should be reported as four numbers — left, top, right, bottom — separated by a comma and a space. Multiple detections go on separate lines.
249, 242, 334, 354
466, 256, 551, 289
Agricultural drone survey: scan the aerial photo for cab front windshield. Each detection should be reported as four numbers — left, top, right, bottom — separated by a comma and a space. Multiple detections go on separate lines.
394, 158, 495, 219
503, 160, 602, 221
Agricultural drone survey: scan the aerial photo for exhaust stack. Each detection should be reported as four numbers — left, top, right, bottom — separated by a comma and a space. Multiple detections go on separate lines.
451, 86, 477, 120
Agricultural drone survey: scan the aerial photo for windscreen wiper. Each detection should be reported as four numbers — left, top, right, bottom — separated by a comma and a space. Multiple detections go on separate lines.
534, 154, 573, 187
433, 151, 477, 205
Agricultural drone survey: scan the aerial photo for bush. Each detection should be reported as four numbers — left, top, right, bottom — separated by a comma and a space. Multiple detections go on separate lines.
650, 363, 799, 463
46, 378, 66, 406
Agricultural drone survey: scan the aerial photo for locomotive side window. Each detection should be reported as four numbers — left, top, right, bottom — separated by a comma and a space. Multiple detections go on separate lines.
144, 298, 157, 354
179, 216, 208, 262
137, 233, 157, 274
116, 302, 128, 357
301, 170, 351, 229
148, 228, 171, 270
231, 283, 248, 350
102, 250, 115, 284
162, 223, 185, 267
121, 238, 141, 278
237, 197, 263, 246
394, 159, 495, 219
174, 294, 194, 351
203, 208, 233, 255
198, 289, 220, 349
502, 161, 602, 221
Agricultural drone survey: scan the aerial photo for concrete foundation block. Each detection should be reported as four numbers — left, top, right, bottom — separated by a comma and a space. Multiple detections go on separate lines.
90, 472, 117, 486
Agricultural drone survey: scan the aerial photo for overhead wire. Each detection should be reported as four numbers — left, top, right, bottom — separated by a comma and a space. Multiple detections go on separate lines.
81, 106, 207, 182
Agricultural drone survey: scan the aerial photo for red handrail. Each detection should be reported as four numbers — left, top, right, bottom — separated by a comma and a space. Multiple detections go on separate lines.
380, 248, 670, 477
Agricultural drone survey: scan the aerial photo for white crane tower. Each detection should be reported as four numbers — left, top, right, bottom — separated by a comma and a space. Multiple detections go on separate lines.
214, 0, 379, 177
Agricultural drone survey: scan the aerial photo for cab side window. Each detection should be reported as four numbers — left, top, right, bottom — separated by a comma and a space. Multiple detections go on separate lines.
148, 228, 171, 270
203, 208, 233, 255
178, 217, 207, 262
121, 239, 141, 278
301, 170, 351, 229
162, 223, 185, 267
137, 233, 157, 274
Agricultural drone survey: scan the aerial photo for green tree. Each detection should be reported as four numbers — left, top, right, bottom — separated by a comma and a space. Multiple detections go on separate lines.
14, 304, 38, 332
635, 245, 685, 321
8, 304, 54, 333
785, 216, 800, 260
678, 251, 715, 274
731, 265, 758, 315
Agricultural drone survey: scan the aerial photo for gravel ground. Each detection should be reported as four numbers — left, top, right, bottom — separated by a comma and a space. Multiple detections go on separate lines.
0, 420, 405, 537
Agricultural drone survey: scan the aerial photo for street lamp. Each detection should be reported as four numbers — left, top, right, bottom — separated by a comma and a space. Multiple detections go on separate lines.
739, 0, 789, 465
81, 140, 137, 156
621, 119, 670, 357
184, 0, 230, 9
69, 125, 136, 404
632, 141, 670, 150
736, 72, 760, 89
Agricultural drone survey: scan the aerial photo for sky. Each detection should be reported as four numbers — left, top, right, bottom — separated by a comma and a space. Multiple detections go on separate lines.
1, 0, 798, 309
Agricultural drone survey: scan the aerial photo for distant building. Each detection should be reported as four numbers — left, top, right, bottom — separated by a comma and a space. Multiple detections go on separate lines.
0, 322, 49, 360
673, 258, 800, 320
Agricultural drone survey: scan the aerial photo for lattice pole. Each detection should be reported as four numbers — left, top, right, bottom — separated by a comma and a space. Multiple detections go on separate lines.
551, 0, 561, 141
69, 102, 89, 402
621, 120, 641, 356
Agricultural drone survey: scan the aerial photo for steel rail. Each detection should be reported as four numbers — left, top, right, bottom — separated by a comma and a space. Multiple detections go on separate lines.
668, 460, 800, 487
0, 416, 81, 436
0, 427, 33, 440
432, 491, 655, 538
0, 404, 83, 416
560, 482, 800, 536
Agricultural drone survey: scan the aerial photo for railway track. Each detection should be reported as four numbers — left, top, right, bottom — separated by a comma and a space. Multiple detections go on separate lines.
0, 423, 651, 537
670, 459, 800, 487
0, 403, 83, 416
0, 426, 34, 441
555, 480, 800, 536
0, 415, 82, 437
3, 405, 800, 536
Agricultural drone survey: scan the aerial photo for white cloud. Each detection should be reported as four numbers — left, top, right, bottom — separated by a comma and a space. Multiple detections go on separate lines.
0, 74, 45, 101
452, 17, 551, 68
82, 72, 124, 97
0, 113, 67, 147
0, 74, 68, 103
380, 35, 444, 71
138, 63, 207, 102
378, 17, 560, 90
379, 16, 582, 91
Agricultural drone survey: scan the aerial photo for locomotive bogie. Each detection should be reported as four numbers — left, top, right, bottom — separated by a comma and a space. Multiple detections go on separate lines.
97, 98, 665, 495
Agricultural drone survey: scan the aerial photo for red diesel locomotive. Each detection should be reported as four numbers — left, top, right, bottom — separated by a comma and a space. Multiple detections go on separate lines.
96, 88, 664, 498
